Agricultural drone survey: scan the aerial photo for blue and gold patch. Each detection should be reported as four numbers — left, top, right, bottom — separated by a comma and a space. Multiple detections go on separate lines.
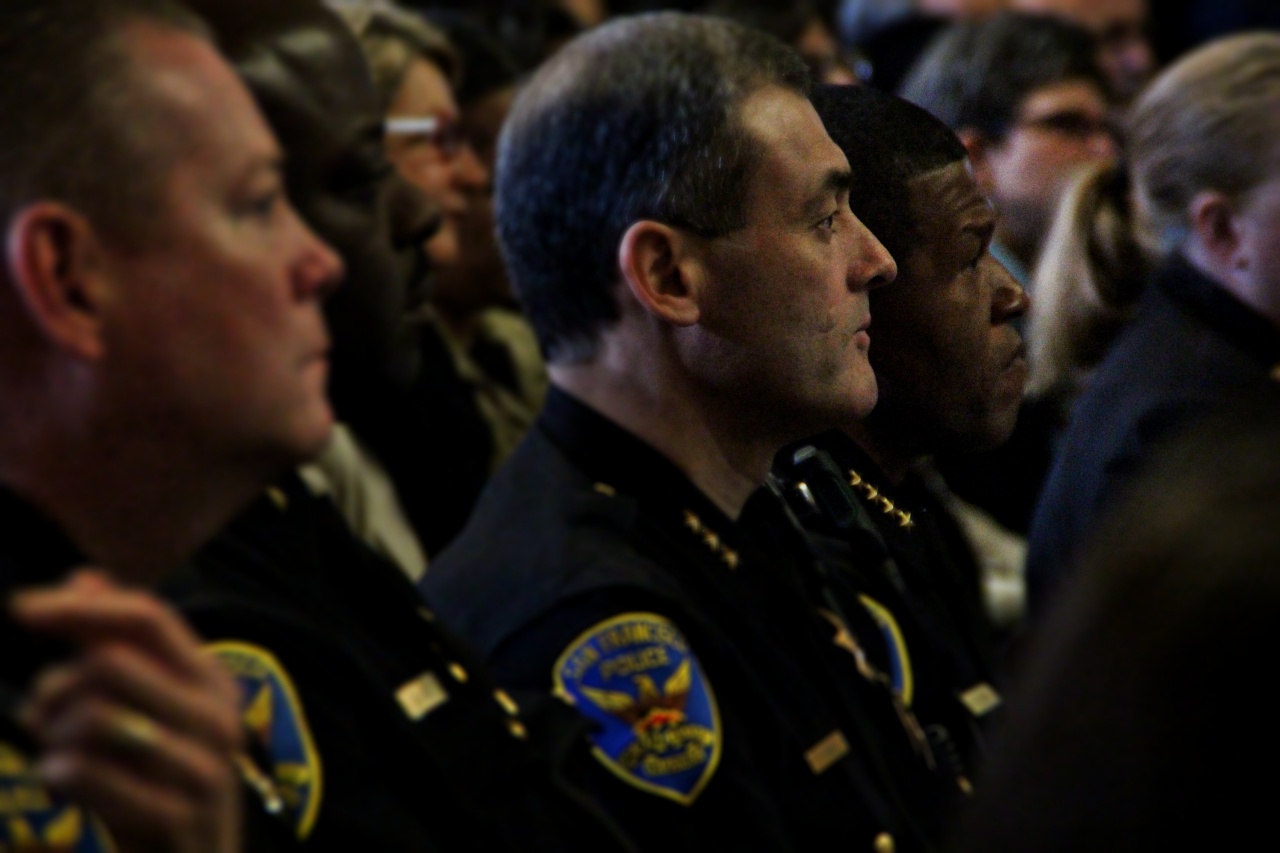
207, 641, 322, 839
0, 741, 115, 851
554, 613, 721, 805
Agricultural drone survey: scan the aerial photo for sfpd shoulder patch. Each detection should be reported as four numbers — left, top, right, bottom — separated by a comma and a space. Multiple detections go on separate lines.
0, 741, 115, 851
207, 641, 322, 839
554, 613, 721, 805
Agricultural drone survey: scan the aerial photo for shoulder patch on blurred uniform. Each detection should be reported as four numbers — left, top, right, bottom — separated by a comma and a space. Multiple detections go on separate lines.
0, 740, 115, 851
553, 613, 721, 805
207, 641, 323, 839
857, 594, 914, 705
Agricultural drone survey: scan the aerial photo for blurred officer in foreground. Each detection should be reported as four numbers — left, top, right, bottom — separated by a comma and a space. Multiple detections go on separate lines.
901, 12, 1116, 287
0, 0, 342, 849
954, 402, 1280, 851
1010, 0, 1155, 105
775, 85, 1029, 787
426, 13, 967, 851
168, 0, 634, 848
1028, 33, 1280, 613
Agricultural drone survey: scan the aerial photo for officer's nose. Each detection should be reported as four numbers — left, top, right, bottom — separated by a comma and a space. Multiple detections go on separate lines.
849, 215, 896, 292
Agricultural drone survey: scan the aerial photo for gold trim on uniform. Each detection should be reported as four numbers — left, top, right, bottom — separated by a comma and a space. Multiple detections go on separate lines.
396, 672, 450, 721
682, 511, 739, 570
847, 470, 913, 529
803, 730, 850, 775
447, 662, 469, 684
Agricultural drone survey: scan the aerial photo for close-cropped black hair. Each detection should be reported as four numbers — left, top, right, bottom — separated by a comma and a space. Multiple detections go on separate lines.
811, 83, 966, 262
899, 11, 1108, 139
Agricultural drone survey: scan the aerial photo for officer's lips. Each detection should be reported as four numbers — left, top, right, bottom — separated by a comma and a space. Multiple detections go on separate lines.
302, 339, 330, 382
854, 315, 872, 350
999, 341, 1028, 394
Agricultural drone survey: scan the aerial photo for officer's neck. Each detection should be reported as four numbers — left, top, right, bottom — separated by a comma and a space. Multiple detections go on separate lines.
0, 424, 271, 587
551, 360, 776, 522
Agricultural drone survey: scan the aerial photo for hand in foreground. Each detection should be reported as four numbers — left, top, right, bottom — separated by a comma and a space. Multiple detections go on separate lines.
12, 569, 244, 853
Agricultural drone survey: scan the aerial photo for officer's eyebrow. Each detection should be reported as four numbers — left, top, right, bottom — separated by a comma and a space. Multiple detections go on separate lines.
959, 204, 997, 248
802, 168, 854, 219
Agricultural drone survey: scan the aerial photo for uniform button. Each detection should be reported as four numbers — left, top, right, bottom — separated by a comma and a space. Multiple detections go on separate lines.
265, 487, 289, 510
873, 832, 895, 853
506, 719, 528, 740
447, 662, 469, 684
494, 689, 519, 716
418, 607, 436, 621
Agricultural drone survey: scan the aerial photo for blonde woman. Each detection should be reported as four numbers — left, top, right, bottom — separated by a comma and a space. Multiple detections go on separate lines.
1029, 33, 1280, 612
1025, 160, 1150, 409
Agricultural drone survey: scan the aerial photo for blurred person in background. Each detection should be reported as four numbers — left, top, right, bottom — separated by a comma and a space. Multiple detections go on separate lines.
1027, 33, 1280, 615
839, 0, 1006, 91
1010, 0, 1154, 105
347, 5, 545, 470
901, 12, 1117, 289
705, 0, 859, 85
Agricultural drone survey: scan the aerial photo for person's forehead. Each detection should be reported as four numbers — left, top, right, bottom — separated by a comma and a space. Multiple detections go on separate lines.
736, 86, 849, 210
909, 161, 992, 236
1019, 78, 1108, 117
128, 23, 280, 165
391, 58, 459, 117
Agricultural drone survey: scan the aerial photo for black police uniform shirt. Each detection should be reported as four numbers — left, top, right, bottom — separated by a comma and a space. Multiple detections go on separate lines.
774, 431, 1003, 779
0, 484, 293, 853
165, 473, 634, 852
1027, 252, 1280, 615
424, 388, 957, 853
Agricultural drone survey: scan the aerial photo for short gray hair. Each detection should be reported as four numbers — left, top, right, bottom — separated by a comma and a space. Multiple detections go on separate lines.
496, 12, 810, 363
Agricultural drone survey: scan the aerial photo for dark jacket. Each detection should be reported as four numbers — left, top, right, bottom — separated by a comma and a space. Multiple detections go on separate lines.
1026, 253, 1280, 614
0, 486, 292, 852
775, 432, 1004, 779
425, 388, 956, 852
167, 474, 632, 852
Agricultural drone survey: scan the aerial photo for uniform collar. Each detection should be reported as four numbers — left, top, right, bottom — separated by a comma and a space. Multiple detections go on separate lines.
1159, 252, 1280, 371
782, 431, 922, 531
540, 385, 737, 535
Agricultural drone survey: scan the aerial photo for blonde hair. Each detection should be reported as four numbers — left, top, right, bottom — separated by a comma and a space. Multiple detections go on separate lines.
1026, 161, 1150, 399
1129, 32, 1280, 254
330, 2, 459, 109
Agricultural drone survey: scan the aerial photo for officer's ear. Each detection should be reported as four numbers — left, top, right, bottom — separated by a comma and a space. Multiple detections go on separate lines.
4, 202, 110, 360
617, 219, 701, 327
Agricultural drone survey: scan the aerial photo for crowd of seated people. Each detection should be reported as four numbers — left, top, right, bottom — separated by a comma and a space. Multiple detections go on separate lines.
3, 0, 1279, 851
